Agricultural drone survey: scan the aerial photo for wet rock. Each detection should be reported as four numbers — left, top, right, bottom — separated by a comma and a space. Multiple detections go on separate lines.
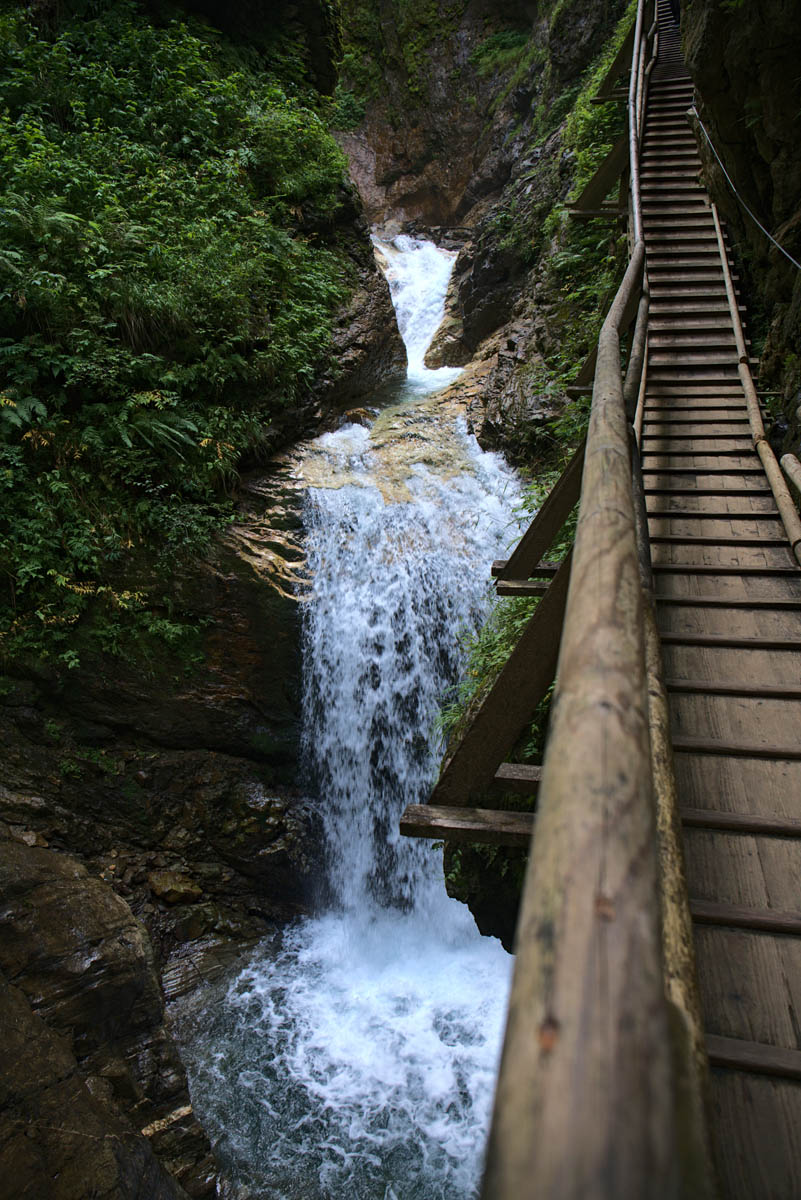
0, 838, 216, 1195
322, 221, 407, 405
149, 871, 203, 905
341, 406, 376, 427
0, 973, 190, 1200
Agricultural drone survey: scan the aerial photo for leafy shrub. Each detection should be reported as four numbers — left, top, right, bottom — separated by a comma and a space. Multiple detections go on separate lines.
0, 1, 351, 666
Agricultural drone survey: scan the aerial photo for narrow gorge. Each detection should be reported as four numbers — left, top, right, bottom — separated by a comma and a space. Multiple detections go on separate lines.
2, 1, 800, 1197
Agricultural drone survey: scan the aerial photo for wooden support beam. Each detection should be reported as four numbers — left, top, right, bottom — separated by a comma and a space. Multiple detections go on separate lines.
491, 559, 560, 578
565, 355, 597, 399
567, 206, 628, 222
399, 804, 534, 847
496, 442, 584, 581
430, 554, 571, 807
495, 580, 549, 597
594, 21, 635, 98
494, 762, 544, 793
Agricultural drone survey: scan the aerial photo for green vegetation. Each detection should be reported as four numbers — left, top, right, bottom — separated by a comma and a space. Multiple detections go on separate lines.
0, 1, 352, 667
469, 29, 530, 78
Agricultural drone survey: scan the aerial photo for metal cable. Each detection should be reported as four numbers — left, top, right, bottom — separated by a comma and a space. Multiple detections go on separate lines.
691, 106, 801, 272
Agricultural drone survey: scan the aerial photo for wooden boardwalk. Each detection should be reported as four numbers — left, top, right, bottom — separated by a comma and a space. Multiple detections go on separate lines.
643, 10, 801, 1197
402, 2, 801, 1194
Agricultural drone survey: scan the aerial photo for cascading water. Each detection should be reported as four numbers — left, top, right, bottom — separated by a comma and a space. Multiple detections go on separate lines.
176, 235, 522, 1199
374, 234, 462, 394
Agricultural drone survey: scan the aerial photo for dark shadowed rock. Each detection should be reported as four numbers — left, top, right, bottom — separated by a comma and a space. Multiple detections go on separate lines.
0, 838, 216, 1196
684, 0, 801, 438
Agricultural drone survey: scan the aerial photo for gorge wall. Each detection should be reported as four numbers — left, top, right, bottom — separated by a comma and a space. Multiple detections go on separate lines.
683, 0, 801, 444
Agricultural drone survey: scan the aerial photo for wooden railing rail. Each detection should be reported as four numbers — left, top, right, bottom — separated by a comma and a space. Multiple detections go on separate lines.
481, 3, 700, 1195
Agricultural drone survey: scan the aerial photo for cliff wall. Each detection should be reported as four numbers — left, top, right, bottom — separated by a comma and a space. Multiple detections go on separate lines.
684, 0, 801, 440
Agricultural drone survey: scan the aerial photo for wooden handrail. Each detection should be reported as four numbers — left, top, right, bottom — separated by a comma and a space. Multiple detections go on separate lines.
710, 203, 801, 568
482, 239, 679, 1198
481, 4, 705, 1195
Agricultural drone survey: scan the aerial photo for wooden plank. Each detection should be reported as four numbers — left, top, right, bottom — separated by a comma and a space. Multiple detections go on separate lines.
491, 559, 559, 578
659, 596, 801, 610
674, 758, 801, 824
495, 762, 544, 791
666, 677, 801, 697
495, 580, 549, 597
399, 804, 534, 847
649, 535, 789, 547
707, 1036, 801, 1081
683, 829, 801, 913
691, 899, 801, 935
662, 633, 801, 650
645, 488, 772, 497
674, 736, 801, 761
708, 1071, 801, 1200
652, 564, 799, 575
647, 510, 781, 520
430, 554, 570, 806
694, 925, 801, 1048
497, 442, 583, 581
681, 809, 801, 837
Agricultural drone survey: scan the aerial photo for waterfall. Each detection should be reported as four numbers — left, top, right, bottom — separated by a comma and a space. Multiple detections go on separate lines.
176, 235, 521, 1200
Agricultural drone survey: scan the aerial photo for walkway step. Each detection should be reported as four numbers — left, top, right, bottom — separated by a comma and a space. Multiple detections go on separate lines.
647, 509, 780, 519
681, 809, 801, 835
650, 534, 787, 546
691, 900, 801, 936
706, 1035, 801, 1082
667, 678, 801, 697
662, 633, 801, 650
652, 564, 798, 575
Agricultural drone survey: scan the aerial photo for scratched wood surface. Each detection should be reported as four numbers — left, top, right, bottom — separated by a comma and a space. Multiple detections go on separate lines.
644, 6, 801, 1192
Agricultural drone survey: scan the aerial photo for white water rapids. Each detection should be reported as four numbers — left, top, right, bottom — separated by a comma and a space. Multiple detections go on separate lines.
176, 236, 521, 1199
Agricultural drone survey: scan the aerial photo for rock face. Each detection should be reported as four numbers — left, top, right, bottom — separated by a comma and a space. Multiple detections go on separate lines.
0, 835, 214, 1198
337, 0, 529, 228
683, 1, 801, 437
319, 207, 408, 405
0, 460, 320, 1190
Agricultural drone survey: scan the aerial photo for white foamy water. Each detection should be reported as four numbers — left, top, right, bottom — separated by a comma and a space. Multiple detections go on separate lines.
374, 234, 463, 393
176, 238, 521, 1199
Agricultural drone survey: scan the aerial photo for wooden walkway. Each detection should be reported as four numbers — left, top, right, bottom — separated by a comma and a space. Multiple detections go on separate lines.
643, 9, 801, 1197
402, 2, 801, 1194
